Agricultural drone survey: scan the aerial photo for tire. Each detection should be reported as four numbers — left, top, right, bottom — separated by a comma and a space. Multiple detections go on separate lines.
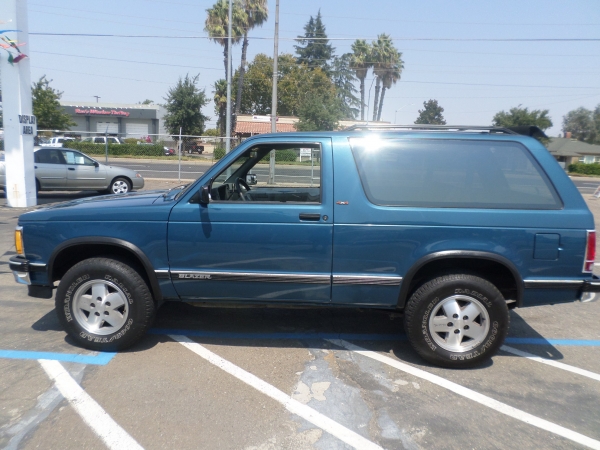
107, 177, 131, 194
404, 274, 509, 368
55, 257, 155, 351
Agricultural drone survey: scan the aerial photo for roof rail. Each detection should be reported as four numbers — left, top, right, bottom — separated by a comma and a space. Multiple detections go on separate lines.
343, 124, 518, 134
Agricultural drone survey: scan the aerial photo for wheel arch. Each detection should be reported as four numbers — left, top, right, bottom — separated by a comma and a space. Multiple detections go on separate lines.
397, 251, 524, 309
49, 237, 163, 304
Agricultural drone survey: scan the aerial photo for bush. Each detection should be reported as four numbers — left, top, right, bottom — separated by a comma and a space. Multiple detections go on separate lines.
213, 146, 226, 160
63, 141, 164, 157
568, 163, 600, 175
259, 149, 297, 163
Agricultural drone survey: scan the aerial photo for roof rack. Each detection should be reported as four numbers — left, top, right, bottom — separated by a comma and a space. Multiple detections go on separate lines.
342, 124, 547, 138
343, 124, 517, 134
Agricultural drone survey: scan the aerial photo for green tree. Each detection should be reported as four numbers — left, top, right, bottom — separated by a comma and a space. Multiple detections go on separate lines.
235, 53, 274, 115
213, 79, 227, 136
163, 74, 209, 136
138, 99, 154, 105
330, 53, 360, 119
350, 39, 372, 121
593, 105, 600, 144
31, 76, 75, 130
294, 10, 335, 73
377, 55, 403, 121
235, 0, 268, 116
371, 34, 398, 122
205, 0, 247, 80
562, 107, 595, 142
492, 106, 552, 130
414, 99, 446, 125
295, 94, 343, 131
234, 53, 342, 129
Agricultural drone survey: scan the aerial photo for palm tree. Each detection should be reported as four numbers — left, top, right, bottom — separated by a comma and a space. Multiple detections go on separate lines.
235, 0, 268, 115
205, 0, 247, 81
350, 39, 372, 121
371, 34, 395, 122
377, 53, 403, 121
213, 79, 228, 136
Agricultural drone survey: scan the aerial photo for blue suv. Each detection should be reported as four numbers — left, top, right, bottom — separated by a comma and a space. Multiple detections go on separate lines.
10, 125, 600, 368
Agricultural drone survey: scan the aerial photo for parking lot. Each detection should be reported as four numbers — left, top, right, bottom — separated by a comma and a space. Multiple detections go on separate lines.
1, 179, 600, 450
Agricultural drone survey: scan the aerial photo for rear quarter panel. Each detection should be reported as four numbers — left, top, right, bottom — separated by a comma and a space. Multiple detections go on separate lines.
331, 134, 594, 307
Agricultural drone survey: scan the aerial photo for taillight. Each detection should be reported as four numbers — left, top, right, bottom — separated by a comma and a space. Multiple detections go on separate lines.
583, 230, 596, 273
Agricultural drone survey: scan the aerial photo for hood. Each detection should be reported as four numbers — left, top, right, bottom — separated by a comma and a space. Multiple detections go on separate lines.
19, 190, 174, 222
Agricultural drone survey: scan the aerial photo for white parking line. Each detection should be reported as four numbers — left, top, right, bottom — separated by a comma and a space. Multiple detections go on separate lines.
501, 345, 600, 382
170, 335, 383, 450
39, 359, 144, 450
327, 339, 600, 450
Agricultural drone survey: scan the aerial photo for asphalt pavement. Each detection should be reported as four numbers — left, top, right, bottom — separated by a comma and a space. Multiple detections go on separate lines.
1, 179, 600, 450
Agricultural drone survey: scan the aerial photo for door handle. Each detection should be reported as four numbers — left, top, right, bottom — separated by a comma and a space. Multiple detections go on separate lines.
68, 168, 75, 171
299, 213, 321, 221
34, 166, 37, 169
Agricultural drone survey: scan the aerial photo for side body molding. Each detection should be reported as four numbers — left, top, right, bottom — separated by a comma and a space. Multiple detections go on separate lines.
48, 236, 164, 303
397, 250, 524, 308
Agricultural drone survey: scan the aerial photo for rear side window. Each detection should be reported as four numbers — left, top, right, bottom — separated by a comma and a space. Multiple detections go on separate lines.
350, 138, 562, 209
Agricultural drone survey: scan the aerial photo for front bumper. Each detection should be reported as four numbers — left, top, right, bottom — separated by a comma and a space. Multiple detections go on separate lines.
9, 255, 53, 298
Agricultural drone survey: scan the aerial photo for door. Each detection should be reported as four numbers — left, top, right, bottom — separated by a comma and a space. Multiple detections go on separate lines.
60, 150, 107, 189
34, 149, 68, 189
168, 138, 333, 303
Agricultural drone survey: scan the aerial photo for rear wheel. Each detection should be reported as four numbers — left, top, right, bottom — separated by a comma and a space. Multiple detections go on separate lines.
404, 273, 509, 368
55, 257, 155, 351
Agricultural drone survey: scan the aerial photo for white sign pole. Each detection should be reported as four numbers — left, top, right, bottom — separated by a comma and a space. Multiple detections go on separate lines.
1, 0, 37, 207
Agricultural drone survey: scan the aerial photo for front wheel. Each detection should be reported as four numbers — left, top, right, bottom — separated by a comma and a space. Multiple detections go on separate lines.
404, 274, 509, 368
107, 177, 131, 194
55, 257, 155, 351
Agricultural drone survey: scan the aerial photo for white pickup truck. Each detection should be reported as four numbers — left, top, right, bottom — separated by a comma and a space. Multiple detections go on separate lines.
39, 137, 76, 148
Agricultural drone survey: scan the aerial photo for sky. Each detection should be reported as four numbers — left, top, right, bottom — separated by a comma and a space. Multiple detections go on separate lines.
19, 0, 600, 136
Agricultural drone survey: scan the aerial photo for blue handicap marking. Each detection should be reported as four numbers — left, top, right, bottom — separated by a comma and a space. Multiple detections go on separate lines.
0, 349, 116, 365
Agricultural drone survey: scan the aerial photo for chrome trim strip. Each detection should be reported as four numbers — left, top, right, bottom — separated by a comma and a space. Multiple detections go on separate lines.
524, 279, 584, 288
29, 262, 47, 268
154, 270, 171, 279
13, 271, 31, 285
170, 271, 330, 284
333, 274, 402, 286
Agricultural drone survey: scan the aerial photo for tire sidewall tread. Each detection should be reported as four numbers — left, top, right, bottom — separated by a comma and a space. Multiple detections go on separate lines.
404, 273, 509, 368
55, 257, 155, 351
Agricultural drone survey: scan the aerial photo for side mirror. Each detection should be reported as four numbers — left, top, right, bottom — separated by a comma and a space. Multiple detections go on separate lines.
199, 184, 211, 204
93, 161, 99, 167
246, 173, 258, 186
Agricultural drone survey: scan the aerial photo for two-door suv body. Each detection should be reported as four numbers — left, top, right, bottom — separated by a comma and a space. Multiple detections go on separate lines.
10, 125, 600, 367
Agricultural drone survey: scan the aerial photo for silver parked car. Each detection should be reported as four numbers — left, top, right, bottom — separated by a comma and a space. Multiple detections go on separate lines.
0, 148, 144, 194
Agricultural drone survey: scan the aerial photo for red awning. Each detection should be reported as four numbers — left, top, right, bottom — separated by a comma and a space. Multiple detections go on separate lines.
234, 121, 296, 135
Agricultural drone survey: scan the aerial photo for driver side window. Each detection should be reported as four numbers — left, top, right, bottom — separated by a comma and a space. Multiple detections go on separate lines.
210, 144, 321, 203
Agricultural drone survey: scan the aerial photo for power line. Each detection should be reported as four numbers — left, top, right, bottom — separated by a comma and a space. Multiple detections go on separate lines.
29, 32, 600, 42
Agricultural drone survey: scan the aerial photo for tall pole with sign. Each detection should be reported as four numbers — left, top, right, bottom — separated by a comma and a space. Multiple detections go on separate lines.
0, 0, 36, 207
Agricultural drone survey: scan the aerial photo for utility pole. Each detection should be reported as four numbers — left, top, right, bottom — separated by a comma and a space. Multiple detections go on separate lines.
271, 0, 279, 134
269, 0, 279, 185
225, 0, 233, 155
1, 0, 36, 207
94, 95, 101, 103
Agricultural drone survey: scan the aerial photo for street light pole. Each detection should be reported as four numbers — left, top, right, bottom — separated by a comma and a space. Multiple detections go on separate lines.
225, 0, 233, 155
365, 77, 376, 126
394, 104, 415, 124
269, 0, 279, 185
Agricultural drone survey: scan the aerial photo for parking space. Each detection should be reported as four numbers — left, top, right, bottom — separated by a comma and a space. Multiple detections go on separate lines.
1, 186, 600, 449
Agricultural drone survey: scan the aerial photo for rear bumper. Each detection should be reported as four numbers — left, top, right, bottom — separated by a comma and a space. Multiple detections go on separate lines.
523, 275, 600, 303
581, 275, 600, 302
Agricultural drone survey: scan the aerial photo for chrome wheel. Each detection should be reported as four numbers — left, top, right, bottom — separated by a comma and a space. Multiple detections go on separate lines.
72, 279, 129, 335
428, 295, 490, 353
111, 179, 130, 194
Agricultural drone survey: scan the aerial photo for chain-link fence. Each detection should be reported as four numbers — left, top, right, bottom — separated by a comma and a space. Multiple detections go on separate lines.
1, 130, 322, 186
